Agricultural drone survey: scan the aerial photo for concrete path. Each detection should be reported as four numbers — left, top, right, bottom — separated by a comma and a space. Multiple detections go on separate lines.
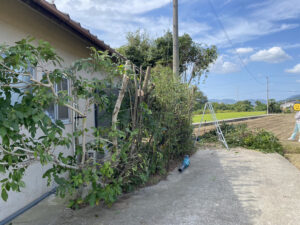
13, 148, 300, 225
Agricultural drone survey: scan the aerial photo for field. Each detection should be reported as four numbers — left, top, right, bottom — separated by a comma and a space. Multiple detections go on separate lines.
195, 114, 300, 170
235, 114, 300, 169
192, 111, 266, 123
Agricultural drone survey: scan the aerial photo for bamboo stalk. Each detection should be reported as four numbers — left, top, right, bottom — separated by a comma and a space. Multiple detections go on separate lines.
112, 61, 130, 150
132, 65, 139, 129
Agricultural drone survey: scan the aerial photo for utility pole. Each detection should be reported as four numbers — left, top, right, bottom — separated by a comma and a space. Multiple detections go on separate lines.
173, 0, 179, 77
266, 76, 269, 115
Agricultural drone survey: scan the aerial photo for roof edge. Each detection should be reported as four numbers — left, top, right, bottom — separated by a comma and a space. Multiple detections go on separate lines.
20, 0, 126, 60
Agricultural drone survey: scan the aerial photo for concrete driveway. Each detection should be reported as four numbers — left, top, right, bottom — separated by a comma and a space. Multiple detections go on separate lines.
13, 148, 300, 225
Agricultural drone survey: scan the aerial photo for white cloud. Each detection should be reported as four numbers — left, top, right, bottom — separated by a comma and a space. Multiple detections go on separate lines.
250, 47, 291, 63
282, 43, 300, 49
286, 64, 300, 74
49, 0, 300, 48
49, 0, 211, 47
53, 0, 171, 14
223, 0, 233, 6
297, 80, 300, 83
253, 0, 300, 22
196, 18, 298, 47
195, 0, 300, 47
210, 55, 240, 74
236, 47, 253, 54
49, 0, 172, 47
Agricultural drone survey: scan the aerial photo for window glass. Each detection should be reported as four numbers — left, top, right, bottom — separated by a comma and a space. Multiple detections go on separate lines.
46, 102, 55, 121
61, 78, 68, 92
57, 78, 69, 121
45, 78, 70, 123
11, 66, 35, 105
58, 104, 69, 120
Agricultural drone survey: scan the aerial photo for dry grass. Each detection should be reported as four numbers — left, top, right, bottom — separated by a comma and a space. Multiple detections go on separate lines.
194, 114, 300, 170
236, 114, 300, 170
285, 154, 300, 170
234, 114, 300, 152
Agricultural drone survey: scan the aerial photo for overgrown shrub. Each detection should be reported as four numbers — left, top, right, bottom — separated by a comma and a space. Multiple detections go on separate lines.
200, 123, 283, 155
0, 39, 195, 207
121, 66, 195, 191
150, 66, 194, 156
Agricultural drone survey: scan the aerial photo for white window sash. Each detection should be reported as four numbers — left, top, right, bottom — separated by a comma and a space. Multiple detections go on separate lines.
45, 78, 71, 124
55, 79, 71, 124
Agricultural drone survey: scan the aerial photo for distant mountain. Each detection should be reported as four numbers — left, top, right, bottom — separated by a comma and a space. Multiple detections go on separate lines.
209, 99, 267, 105
286, 94, 300, 101
248, 99, 267, 105
209, 99, 236, 104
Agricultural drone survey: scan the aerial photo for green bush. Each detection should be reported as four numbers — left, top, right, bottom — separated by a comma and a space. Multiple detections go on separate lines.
200, 123, 283, 155
122, 66, 194, 191
0, 39, 195, 207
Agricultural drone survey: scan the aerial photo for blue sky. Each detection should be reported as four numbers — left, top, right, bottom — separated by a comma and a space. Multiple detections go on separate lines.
52, 0, 300, 101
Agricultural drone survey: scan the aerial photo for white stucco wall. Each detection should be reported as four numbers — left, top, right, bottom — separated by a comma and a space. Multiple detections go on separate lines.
0, 0, 105, 220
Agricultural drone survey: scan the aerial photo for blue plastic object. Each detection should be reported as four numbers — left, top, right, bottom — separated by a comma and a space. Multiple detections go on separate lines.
178, 155, 190, 172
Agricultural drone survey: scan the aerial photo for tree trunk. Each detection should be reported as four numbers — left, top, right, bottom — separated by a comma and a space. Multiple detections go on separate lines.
112, 61, 130, 150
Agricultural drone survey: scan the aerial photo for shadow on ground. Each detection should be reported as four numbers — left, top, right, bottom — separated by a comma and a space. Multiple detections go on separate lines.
12, 149, 254, 225
12, 148, 300, 225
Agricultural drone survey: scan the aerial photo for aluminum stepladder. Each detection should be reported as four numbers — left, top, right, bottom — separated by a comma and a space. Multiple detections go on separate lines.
195, 102, 229, 150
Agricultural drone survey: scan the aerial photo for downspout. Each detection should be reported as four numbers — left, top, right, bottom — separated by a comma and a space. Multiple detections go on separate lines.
95, 103, 98, 128
71, 80, 77, 156
0, 188, 56, 225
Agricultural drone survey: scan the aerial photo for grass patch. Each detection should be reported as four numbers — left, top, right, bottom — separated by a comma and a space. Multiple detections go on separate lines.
193, 111, 266, 123
281, 141, 300, 154
284, 154, 300, 170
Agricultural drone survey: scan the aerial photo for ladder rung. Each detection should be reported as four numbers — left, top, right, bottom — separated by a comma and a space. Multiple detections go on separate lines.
195, 102, 229, 150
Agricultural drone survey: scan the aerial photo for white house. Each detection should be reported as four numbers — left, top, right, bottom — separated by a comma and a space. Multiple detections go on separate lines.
280, 101, 297, 110
0, 0, 123, 220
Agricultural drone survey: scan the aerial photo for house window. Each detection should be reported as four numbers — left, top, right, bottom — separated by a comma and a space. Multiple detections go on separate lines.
47, 78, 71, 124
10, 65, 36, 105
0, 55, 36, 105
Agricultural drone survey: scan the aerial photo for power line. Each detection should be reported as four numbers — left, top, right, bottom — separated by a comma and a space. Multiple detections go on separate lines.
207, 0, 264, 86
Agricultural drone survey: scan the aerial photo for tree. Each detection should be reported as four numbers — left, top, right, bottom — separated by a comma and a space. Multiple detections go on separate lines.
234, 101, 253, 112
118, 30, 152, 69
148, 31, 173, 68
118, 30, 218, 85
0, 39, 129, 206
193, 88, 208, 110
0, 38, 195, 208
255, 100, 267, 111
269, 99, 282, 113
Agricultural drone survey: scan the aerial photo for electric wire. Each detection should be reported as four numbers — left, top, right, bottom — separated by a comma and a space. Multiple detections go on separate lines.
207, 0, 264, 86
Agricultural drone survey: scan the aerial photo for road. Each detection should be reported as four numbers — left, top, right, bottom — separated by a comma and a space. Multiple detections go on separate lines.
13, 148, 300, 225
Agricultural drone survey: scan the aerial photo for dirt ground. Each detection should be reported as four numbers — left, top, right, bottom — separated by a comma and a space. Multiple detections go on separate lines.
195, 114, 300, 169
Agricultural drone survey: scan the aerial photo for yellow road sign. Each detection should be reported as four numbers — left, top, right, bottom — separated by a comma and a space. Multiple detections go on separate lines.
294, 103, 300, 111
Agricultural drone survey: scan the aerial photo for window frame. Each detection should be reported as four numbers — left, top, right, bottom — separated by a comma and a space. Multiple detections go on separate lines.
47, 78, 71, 125
9, 65, 37, 105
